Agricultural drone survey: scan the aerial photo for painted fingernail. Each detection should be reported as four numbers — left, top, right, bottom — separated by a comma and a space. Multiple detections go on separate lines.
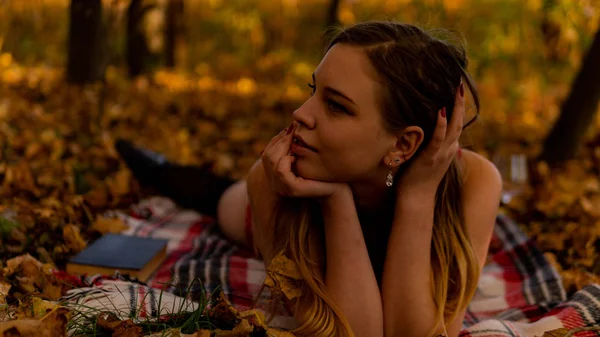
460, 82, 464, 97
441, 107, 446, 118
286, 123, 295, 135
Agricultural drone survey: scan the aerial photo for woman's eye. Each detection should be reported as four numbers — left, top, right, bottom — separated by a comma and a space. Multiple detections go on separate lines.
307, 83, 316, 95
327, 99, 348, 113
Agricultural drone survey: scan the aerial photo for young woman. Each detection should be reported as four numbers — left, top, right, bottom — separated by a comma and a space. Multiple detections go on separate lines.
118, 21, 502, 337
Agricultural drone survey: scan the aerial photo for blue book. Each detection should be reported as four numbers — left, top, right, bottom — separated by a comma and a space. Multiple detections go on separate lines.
66, 234, 168, 282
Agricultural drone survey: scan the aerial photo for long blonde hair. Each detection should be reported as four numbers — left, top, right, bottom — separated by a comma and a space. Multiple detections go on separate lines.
261, 21, 481, 337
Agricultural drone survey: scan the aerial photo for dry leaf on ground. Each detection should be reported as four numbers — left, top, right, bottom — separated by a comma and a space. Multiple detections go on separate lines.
62, 225, 86, 253
0, 282, 9, 305
539, 328, 569, 336
92, 216, 128, 234
0, 306, 69, 337
112, 319, 143, 337
97, 313, 142, 337
264, 252, 303, 300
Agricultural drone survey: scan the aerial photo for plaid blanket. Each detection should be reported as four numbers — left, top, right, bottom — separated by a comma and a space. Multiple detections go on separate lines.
63, 197, 600, 336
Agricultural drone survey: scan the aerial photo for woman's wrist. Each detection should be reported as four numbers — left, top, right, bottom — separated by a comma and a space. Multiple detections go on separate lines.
319, 184, 353, 212
395, 187, 436, 211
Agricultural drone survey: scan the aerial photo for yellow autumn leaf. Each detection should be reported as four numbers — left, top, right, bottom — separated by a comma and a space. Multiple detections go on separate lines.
539, 328, 569, 337
0, 281, 10, 305
264, 252, 303, 300
107, 169, 131, 197
92, 216, 128, 235
31, 297, 60, 319
62, 225, 86, 253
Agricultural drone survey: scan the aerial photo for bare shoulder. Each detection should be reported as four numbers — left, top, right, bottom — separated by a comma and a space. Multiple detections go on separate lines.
459, 149, 502, 190
458, 149, 503, 270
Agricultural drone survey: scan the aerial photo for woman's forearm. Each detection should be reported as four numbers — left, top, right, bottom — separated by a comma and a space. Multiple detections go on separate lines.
321, 189, 384, 337
382, 193, 440, 337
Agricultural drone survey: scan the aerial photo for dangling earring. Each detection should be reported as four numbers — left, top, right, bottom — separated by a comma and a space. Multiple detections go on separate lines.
386, 158, 401, 187
385, 166, 394, 187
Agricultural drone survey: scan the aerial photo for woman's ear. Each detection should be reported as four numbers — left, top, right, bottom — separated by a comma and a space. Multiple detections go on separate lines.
383, 126, 424, 167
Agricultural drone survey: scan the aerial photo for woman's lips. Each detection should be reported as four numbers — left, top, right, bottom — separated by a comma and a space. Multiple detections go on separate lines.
292, 134, 317, 154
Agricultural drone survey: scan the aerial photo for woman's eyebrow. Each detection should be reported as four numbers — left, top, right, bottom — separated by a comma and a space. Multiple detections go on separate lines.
324, 87, 356, 106
312, 73, 358, 107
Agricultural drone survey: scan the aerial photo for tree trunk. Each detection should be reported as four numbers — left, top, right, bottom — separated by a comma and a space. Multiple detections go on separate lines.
67, 0, 104, 84
539, 28, 600, 165
326, 0, 341, 29
126, 0, 149, 77
164, 0, 184, 68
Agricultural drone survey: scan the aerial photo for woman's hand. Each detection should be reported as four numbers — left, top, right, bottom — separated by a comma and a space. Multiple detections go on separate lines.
396, 83, 465, 198
261, 123, 348, 199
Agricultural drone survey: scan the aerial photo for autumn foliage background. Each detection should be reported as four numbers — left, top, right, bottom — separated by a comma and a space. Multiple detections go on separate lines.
1, 0, 600, 304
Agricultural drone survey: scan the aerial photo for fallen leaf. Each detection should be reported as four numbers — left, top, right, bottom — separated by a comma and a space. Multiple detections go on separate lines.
0, 281, 10, 305
19, 255, 41, 279
208, 292, 240, 330
84, 186, 109, 209
539, 328, 569, 336
264, 252, 303, 300
107, 169, 131, 198
216, 319, 253, 336
0, 306, 69, 337
31, 297, 59, 319
195, 330, 212, 337
42, 307, 70, 337
239, 309, 267, 328
91, 216, 128, 234
6, 254, 42, 277
62, 225, 86, 253
0, 318, 43, 336
111, 319, 142, 337
96, 312, 122, 331
11, 163, 39, 195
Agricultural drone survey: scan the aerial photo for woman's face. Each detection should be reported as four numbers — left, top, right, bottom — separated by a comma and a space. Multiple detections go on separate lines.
291, 44, 398, 183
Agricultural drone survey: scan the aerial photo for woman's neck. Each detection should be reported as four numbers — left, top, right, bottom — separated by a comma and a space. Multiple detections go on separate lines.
349, 180, 395, 214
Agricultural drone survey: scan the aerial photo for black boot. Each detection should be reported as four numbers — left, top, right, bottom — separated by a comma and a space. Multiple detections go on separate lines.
115, 139, 235, 217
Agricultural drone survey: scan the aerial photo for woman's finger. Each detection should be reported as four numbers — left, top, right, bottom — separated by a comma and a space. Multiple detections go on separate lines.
425, 107, 447, 157
446, 82, 465, 143
262, 136, 284, 161
277, 155, 318, 197
276, 154, 342, 197
264, 125, 291, 153
277, 155, 296, 179
269, 126, 295, 165
276, 155, 303, 196
278, 155, 334, 197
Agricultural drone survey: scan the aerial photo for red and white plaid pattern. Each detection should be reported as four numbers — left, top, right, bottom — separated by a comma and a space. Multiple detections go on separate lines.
68, 197, 600, 336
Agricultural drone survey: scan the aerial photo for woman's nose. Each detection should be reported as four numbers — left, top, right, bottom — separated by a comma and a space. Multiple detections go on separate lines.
292, 99, 316, 130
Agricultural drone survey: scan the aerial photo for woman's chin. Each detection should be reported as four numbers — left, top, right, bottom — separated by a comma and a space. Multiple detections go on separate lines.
294, 159, 356, 183
294, 160, 327, 181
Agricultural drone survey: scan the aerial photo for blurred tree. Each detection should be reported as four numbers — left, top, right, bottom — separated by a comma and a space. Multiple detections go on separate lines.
326, 0, 341, 29
540, 28, 600, 165
164, 0, 184, 68
67, 0, 105, 84
127, 0, 154, 77
541, 0, 562, 62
